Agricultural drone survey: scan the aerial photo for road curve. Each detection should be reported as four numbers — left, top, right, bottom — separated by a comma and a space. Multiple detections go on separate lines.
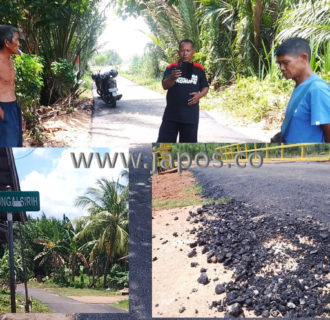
90, 76, 252, 147
16, 285, 126, 314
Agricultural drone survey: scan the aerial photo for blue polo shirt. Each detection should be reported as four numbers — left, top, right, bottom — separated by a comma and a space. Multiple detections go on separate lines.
284, 74, 330, 143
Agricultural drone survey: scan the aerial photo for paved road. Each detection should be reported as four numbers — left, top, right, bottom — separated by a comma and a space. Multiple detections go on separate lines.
90, 76, 252, 147
191, 162, 330, 226
16, 285, 126, 314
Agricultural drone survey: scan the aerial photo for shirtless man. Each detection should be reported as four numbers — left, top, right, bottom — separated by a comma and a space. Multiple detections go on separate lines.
0, 25, 23, 147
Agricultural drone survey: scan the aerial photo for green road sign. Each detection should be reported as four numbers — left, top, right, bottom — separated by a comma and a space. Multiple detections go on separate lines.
0, 191, 40, 212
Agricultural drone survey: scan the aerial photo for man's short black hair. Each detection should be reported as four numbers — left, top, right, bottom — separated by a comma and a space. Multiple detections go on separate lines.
0, 25, 18, 50
275, 37, 311, 61
179, 39, 194, 48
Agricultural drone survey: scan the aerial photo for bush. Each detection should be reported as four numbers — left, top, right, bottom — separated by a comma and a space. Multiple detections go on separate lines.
14, 54, 44, 114
53, 264, 70, 287
108, 264, 128, 289
202, 75, 294, 123
51, 58, 76, 98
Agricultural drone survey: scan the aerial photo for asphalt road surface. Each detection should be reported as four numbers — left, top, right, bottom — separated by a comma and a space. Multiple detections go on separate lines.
191, 162, 330, 226
16, 285, 126, 314
90, 76, 251, 147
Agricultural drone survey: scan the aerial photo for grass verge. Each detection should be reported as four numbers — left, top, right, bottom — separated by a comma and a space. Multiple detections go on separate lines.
109, 299, 129, 311
0, 290, 51, 313
28, 281, 121, 297
153, 182, 231, 210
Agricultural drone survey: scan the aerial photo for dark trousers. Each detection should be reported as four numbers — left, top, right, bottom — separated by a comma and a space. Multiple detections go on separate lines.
157, 120, 198, 143
0, 101, 23, 147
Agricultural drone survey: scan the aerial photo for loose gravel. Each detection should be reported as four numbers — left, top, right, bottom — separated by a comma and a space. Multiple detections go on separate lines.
184, 199, 330, 317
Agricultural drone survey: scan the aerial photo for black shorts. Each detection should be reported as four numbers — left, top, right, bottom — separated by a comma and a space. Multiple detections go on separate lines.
157, 120, 198, 143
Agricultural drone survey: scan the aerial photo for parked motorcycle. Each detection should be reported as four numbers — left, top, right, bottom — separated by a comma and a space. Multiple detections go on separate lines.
92, 69, 122, 107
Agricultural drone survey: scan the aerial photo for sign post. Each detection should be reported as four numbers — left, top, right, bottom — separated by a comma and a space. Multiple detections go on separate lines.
7, 210, 16, 312
0, 188, 40, 313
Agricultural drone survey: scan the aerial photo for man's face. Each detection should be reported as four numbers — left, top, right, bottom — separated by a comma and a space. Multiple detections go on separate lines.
276, 54, 307, 80
5, 32, 20, 55
178, 42, 195, 63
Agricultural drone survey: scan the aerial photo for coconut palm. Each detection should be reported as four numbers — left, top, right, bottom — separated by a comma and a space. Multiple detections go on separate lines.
74, 175, 128, 287
276, 0, 330, 43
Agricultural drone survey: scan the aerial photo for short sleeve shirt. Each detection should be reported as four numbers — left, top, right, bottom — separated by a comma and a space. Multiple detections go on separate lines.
284, 74, 330, 143
162, 62, 209, 124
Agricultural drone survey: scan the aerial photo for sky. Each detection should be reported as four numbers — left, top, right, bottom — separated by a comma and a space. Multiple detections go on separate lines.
97, 10, 152, 61
13, 148, 128, 220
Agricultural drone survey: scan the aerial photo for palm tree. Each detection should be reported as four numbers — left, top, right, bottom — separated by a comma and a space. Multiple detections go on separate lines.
33, 238, 67, 272
276, 0, 330, 43
74, 175, 128, 287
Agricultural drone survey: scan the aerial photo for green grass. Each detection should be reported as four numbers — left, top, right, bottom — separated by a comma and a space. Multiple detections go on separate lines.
109, 299, 129, 311
28, 281, 121, 297
0, 290, 51, 313
120, 72, 165, 94
153, 182, 231, 210
152, 196, 231, 210
79, 70, 93, 99
200, 76, 294, 124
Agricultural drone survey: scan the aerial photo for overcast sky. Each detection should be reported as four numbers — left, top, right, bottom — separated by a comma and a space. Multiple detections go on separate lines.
13, 148, 128, 220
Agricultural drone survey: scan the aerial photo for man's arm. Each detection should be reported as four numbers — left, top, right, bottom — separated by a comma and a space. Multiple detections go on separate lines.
321, 124, 330, 142
188, 87, 209, 105
162, 69, 182, 90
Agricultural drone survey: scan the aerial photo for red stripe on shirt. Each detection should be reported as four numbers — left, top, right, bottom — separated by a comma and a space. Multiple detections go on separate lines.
167, 62, 179, 69
193, 62, 205, 71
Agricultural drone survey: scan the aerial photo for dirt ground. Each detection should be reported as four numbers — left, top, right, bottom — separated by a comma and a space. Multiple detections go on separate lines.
152, 170, 201, 207
153, 205, 235, 317
152, 171, 239, 317
24, 104, 92, 147
67, 296, 128, 304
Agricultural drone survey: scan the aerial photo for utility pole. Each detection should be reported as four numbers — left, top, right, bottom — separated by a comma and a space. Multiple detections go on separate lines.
6, 185, 16, 313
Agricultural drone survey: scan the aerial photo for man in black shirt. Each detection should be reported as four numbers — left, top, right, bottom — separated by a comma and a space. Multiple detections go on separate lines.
157, 39, 209, 142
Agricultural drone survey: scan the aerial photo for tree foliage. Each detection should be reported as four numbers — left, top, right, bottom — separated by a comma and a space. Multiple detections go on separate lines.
115, 0, 329, 84
0, 175, 129, 290
0, 0, 107, 104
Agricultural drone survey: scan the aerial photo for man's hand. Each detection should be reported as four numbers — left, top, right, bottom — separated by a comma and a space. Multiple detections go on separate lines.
188, 92, 201, 105
0, 106, 4, 121
162, 69, 182, 90
170, 69, 182, 81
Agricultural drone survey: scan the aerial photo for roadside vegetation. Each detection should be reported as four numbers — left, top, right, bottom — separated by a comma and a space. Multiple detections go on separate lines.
0, 290, 51, 313
117, 0, 329, 128
0, 174, 129, 312
2, 1, 328, 140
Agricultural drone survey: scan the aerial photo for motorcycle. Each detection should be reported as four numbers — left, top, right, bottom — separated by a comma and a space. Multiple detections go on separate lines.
92, 69, 122, 107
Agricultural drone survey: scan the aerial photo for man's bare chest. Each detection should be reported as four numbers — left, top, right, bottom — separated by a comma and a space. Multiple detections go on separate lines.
0, 60, 15, 85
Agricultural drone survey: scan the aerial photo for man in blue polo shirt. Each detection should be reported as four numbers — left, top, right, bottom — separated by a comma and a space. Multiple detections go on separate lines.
157, 39, 209, 143
275, 37, 330, 142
